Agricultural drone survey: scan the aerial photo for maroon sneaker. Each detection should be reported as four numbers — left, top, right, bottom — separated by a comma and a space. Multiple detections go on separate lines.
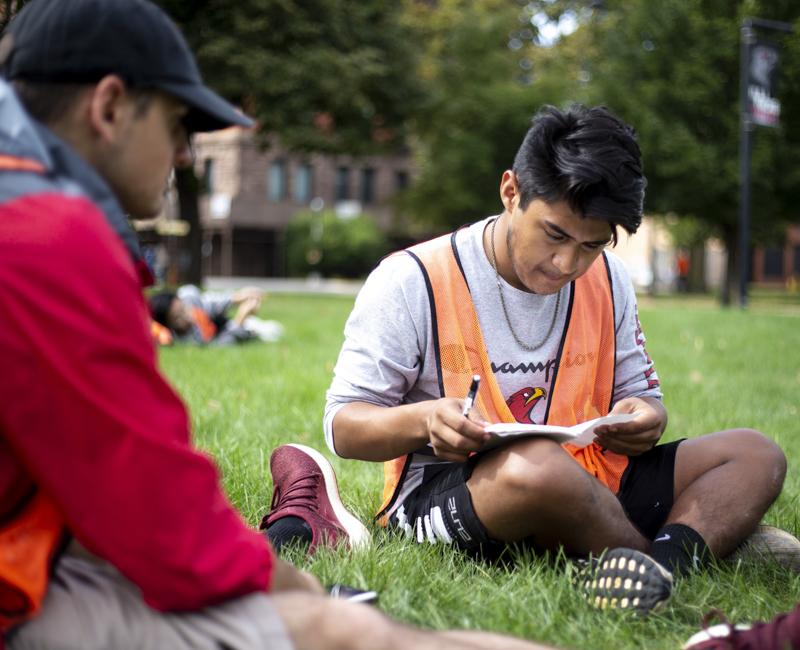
261, 444, 370, 552
683, 605, 800, 649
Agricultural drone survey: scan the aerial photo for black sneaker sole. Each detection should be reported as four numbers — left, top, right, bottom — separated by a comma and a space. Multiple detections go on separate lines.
578, 548, 673, 614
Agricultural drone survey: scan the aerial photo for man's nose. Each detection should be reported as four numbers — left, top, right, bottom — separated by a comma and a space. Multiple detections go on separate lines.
174, 139, 194, 169
553, 246, 579, 275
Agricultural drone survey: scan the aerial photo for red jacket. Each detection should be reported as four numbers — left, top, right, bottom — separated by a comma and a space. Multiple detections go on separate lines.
0, 85, 273, 616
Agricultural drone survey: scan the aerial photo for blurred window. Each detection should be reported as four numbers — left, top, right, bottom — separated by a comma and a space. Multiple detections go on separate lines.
763, 247, 783, 278
202, 158, 215, 194
395, 169, 409, 191
361, 167, 376, 204
336, 166, 350, 201
294, 163, 313, 203
268, 159, 287, 201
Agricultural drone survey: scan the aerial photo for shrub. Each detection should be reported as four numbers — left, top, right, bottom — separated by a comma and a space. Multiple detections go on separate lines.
285, 210, 389, 278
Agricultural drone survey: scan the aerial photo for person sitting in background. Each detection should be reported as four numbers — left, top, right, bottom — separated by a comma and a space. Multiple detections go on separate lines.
149, 285, 283, 345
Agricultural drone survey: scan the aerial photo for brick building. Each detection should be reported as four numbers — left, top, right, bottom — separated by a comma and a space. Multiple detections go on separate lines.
752, 224, 800, 285
192, 127, 412, 277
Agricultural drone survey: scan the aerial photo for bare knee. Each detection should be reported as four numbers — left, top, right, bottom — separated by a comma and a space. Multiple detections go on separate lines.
676, 428, 787, 511
492, 440, 587, 499
733, 428, 786, 493
701, 428, 787, 496
272, 593, 398, 650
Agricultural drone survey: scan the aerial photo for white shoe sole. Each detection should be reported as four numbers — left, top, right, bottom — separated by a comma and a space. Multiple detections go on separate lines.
682, 623, 751, 649
287, 444, 371, 550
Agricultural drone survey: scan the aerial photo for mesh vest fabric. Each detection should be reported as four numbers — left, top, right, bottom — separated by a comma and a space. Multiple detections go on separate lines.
376, 232, 628, 525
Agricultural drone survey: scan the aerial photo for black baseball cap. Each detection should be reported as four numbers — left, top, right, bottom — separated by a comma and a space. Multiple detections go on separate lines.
1, 0, 254, 132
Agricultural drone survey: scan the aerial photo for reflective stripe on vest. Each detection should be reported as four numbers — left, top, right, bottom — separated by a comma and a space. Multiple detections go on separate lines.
376, 232, 628, 524
0, 155, 46, 174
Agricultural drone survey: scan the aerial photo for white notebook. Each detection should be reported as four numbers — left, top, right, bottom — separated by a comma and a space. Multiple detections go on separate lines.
482, 413, 637, 451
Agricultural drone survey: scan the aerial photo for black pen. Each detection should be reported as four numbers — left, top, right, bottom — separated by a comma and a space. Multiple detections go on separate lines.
461, 374, 480, 418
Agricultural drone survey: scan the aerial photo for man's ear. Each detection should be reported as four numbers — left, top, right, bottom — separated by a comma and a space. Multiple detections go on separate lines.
86, 75, 131, 144
499, 170, 519, 214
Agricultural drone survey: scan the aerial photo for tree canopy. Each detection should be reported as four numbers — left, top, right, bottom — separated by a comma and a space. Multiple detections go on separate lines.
399, 0, 566, 232
402, 0, 800, 297
155, 0, 423, 154
156, 0, 800, 297
566, 0, 800, 299
5, 0, 800, 296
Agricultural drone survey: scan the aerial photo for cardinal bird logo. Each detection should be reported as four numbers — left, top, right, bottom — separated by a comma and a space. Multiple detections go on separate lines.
507, 386, 546, 423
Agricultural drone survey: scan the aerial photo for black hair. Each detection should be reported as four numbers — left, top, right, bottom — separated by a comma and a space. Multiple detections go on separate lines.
12, 80, 155, 126
149, 291, 176, 328
512, 104, 646, 236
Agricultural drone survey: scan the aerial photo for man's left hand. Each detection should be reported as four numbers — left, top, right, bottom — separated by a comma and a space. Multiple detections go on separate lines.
592, 397, 667, 456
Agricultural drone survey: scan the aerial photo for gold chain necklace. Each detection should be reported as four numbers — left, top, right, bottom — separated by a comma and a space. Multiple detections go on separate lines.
487, 217, 561, 352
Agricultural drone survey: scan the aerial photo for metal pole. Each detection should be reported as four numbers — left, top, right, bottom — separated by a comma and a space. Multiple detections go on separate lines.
737, 17, 793, 308
738, 21, 754, 308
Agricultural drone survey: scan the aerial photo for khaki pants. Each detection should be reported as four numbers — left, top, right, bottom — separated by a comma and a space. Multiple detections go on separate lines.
7, 546, 293, 650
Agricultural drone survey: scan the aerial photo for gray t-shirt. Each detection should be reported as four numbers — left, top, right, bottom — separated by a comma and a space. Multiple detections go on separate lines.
324, 217, 661, 513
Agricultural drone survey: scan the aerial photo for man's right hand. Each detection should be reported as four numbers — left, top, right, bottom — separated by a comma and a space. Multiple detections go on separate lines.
425, 398, 490, 463
332, 399, 490, 462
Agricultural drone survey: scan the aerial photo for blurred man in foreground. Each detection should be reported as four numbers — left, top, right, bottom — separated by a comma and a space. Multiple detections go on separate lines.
0, 1, 557, 648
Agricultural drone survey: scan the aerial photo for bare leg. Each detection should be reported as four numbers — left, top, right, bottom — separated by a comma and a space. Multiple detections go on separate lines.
441, 630, 558, 649
271, 592, 556, 650
668, 428, 786, 556
468, 438, 648, 555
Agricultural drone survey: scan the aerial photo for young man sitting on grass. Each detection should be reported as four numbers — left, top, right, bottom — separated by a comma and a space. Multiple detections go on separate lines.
263, 104, 798, 616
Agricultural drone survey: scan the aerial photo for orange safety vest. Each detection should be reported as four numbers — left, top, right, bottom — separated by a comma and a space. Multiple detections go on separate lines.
0, 492, 65, 632
376, 232, 628, 525
192, 307, 217, 343
0, 155, 45, 174
0, 154, 68, 632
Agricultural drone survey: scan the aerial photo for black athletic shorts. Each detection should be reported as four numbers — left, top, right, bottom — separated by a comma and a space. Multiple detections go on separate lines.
388, 440, 684, 554
616, 439, 684, 539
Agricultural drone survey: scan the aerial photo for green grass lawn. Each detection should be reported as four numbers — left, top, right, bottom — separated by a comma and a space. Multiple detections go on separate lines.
158, 292, 800, 650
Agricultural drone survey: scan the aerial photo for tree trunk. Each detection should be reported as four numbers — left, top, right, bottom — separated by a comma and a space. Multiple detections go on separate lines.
688, 243, 706, 293
175, 166, 203, 287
